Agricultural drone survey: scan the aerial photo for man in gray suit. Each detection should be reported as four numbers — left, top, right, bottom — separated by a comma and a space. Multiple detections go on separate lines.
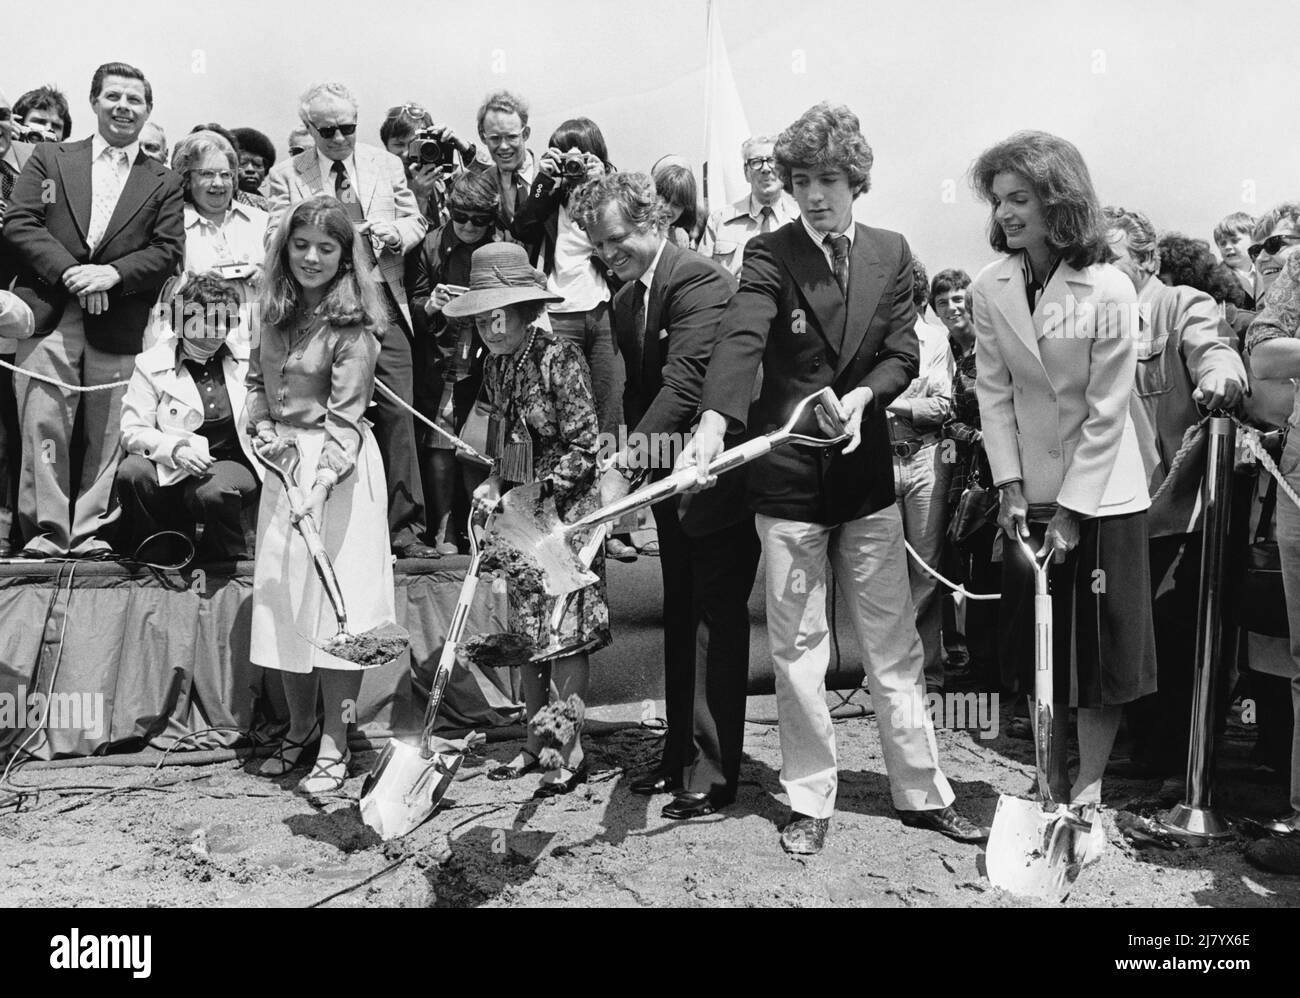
266, 82, 436, 558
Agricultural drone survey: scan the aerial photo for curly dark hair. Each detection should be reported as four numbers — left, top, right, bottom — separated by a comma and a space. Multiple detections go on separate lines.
969, 130, 1109, 269
1157, 232, 1247, 307
911, 257, 930, 309
774, 102, 873, 196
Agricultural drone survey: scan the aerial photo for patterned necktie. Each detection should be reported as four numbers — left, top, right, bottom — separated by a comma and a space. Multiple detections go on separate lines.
759, 205, 774, 234
826, 234, 850, 298
0, 160, 15, 206
88, 147, 129, 252
331, 159, 350, 199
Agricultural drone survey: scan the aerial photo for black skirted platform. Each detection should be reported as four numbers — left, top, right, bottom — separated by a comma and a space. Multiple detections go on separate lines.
0, 557, 516, 759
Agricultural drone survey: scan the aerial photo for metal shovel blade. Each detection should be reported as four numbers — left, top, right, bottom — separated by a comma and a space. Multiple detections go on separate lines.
986, 796, 1095, 901
488, 482, 599, 597
299, 621, 412, 668
359, 738, 463, 839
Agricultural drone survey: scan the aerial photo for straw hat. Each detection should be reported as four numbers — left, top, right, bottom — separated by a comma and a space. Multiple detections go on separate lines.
442, 242, 563, 318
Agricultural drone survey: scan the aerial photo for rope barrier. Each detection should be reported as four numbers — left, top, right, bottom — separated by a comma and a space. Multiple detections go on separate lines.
0, 356, 130, 392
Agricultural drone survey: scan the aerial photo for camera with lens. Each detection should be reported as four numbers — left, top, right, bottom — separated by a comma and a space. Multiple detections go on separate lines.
407, 128, 458, 168
15, 128, 49, 144
559, 152, 587, 183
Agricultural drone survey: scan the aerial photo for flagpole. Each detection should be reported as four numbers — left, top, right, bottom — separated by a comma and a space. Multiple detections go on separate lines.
702, 0, 715, 205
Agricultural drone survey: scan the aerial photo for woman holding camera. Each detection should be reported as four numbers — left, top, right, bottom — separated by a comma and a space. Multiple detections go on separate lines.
512, 118, 635, 558
248, 195, 393, 796
445, 242, 609, 796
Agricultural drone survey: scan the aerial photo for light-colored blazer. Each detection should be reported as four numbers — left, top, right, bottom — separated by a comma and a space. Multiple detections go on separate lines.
265, 143, 426, 331
971, 253, 1149, 518
119, 334, 261, 486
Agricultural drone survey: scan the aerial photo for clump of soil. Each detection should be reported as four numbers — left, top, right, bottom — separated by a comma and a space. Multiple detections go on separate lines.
325, 632, 409, 666
529, 694, 585, 770
458, 632, 536, 669
481, 537, 546, 593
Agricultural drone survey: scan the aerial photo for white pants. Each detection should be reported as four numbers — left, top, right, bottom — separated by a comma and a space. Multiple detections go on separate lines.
757, 505, 955, 819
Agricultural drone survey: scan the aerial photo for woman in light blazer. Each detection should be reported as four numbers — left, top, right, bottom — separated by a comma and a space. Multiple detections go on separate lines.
117, 272, 262, 561
969, 131, 1156, 807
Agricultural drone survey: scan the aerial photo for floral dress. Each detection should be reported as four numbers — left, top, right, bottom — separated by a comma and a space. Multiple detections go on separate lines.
482, 326, 610, 660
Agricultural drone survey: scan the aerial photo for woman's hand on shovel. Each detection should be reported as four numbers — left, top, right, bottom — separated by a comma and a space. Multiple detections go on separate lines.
254, 426, 297, 460
1038, 506, 1080, 562
292, 481, 329, 530
472, 474, 503, 517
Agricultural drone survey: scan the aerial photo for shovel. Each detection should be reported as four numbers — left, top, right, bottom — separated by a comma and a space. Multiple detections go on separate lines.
253, 443, 410, 667
986, 535, 1100, 901
486, 386, 850, 596
359, 513, 489, 839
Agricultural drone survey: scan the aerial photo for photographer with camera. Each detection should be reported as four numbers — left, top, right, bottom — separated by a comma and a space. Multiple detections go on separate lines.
512, 117, 635, 559
381, 104, 476, 228
12, 86, 72, 144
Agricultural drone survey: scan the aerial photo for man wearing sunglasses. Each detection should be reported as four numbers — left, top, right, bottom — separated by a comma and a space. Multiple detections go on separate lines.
698, 135, 799, 277
267, 81, 437, 559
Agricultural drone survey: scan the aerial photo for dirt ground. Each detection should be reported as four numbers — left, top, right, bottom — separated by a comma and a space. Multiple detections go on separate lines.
1, 694, 1297, 909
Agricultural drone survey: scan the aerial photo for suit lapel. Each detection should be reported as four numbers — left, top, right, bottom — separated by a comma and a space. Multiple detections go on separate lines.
356, 147, 381, 217
152, 353, 203, 417
780, 224, 845, 356
95, 154, 163, 257
296, 149, 323, 197
56, 140, 94, 245
836, 225, 887, 378
989, 254, 1045, 372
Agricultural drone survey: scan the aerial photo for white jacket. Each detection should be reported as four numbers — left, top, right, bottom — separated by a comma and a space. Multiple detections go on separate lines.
119, 333, 261, 486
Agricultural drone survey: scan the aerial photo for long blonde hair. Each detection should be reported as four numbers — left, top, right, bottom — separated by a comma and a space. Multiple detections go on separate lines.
260, 195, 386, 334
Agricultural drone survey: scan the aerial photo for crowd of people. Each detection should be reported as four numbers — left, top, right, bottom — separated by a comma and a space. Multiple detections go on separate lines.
0, 62, 1298, 873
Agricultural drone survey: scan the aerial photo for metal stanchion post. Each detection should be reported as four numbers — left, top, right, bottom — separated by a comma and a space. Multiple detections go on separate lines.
1159, 414, 1234, 842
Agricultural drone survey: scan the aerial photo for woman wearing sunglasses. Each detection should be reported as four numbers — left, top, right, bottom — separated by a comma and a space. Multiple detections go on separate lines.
406, 170, 502, 553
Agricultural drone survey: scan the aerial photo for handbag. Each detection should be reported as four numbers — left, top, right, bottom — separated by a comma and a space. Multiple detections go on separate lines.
947, 454, 999, 545
1240, 472, 1290, 638
458, 397, 493, 462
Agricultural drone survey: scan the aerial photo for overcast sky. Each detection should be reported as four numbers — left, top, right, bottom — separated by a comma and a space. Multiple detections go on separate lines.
5, 0, 1292, 274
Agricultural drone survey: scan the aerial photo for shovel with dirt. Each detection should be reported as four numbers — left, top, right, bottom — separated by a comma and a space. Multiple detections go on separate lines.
253, 444, 410, 667
985, 535, 1100, 901
359, 513, 490, 839
486, 386, 850, 597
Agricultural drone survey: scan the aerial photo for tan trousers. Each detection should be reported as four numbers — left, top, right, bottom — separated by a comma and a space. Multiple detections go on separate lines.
14, 302, 133, 556
757, 504, 955, 819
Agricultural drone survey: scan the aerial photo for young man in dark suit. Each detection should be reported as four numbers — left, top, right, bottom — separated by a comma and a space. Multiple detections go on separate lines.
574, 172, 759, 818
683, 103, 984, 853
2, 62, 184, 558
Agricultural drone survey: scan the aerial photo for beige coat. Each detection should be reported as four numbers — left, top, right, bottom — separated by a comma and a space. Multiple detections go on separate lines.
119, 334, 260, 487
971, 254, 1150, 517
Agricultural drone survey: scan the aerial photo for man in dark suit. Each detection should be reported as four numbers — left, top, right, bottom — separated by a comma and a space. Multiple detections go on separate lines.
2, 63, 184, 558
683, 103, 984, 853
574, 173, 759, 817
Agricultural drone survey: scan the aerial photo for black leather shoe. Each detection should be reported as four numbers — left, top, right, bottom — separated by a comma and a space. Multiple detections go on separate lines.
393, 542, 441, 559
898, 805, 989, 843
662, 790, 734, 820
630, 772, 681, 796
780, 813, 830, 854
533, 760, 589, 799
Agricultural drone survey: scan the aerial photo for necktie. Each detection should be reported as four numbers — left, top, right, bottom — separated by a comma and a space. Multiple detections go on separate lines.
0, 161, 15, 206
88, 147, 129, 253
827, 234, 850, 299
759, 205, 774, 234
632, 281, 651, 373
331, 160, 350, 200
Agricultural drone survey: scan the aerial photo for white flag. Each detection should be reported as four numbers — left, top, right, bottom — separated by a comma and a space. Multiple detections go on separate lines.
703, 0, 752, 212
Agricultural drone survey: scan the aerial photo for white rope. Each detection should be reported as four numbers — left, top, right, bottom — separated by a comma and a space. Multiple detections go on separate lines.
903, 539, 1001, 601
373, 378, 491, 465
0, 356, 130, 393
1236, 416, 1300, 512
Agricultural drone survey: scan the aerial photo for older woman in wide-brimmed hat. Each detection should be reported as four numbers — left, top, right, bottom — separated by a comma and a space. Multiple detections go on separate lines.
444, 241, 608, 796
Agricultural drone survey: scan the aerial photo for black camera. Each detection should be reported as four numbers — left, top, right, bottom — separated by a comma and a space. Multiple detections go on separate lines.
560, 152, 587, 182
407, 128, 458, 168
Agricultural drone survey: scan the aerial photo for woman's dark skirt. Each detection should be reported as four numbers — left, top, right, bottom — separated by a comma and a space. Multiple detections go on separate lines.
998, 510, 1157, 707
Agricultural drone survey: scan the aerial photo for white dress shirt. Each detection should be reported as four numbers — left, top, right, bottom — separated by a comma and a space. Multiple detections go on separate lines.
182, 201, 269, 274
547, 203, 610, 314
801, 214, 855, 267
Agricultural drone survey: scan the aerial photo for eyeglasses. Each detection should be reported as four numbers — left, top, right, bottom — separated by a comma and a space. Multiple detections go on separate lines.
745, 156, 776, 171
451, 211, 493, 227
1248, 234, 1300, 260
311, 122, 357, 139
288, 145, 307, 155
192, 169, 234, 183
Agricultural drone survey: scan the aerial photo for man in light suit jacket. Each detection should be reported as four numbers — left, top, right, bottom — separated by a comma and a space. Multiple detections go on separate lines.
684, 104, 984, 854
575, 173, 758, 817
266, 82, 436, 558
2, 63, 184, 559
